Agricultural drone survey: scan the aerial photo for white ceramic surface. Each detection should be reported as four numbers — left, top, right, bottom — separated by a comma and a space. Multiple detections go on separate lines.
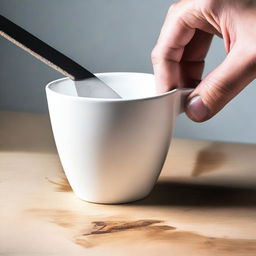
74, 78, 121, 98
46, 72, 191, 204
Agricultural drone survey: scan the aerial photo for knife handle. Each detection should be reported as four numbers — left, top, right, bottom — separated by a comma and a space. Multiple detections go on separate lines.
0, 15, 94, 80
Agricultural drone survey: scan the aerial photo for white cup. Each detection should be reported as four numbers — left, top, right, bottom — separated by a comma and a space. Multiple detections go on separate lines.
46, 72, 192, 204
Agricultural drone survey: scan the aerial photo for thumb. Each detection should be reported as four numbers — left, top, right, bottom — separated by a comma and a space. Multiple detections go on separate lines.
185, 47, 256, 122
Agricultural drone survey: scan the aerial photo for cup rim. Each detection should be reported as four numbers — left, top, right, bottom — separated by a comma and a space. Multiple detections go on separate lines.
45, 72, 179, 103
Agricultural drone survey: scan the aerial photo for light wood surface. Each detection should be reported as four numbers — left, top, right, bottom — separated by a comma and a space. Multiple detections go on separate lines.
1, 111, 256, 256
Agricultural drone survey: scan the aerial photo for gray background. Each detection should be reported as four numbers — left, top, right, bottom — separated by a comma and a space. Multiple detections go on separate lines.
0, 0, 255, 143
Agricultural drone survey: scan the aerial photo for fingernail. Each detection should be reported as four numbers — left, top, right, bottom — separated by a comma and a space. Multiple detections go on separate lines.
186, 96, 210, 122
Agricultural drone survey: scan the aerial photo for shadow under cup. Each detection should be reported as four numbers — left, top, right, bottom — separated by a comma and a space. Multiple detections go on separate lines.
46, 72, 181, 204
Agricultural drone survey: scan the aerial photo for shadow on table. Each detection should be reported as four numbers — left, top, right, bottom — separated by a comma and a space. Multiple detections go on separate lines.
133, 181, 256, 207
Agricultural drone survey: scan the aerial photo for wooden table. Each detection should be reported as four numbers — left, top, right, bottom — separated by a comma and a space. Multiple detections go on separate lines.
1, 111, 256, 256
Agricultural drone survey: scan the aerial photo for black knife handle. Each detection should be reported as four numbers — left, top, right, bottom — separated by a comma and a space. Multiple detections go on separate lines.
0, 15, 94, 80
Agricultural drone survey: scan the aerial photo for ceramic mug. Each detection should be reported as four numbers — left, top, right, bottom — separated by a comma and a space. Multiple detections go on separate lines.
46, 72, 192, 204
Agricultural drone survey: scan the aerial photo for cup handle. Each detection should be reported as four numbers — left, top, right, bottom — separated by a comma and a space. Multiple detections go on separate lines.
178, 88, 194, 114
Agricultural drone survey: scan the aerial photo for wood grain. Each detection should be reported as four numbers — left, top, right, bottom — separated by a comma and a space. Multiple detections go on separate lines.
1, 111, 256, 256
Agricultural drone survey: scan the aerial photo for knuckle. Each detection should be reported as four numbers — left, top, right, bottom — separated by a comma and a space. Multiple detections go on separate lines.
168, 1, 179, 13
168, 0, 188, 16
197, 0, 222, 19
199, 0, 219, 11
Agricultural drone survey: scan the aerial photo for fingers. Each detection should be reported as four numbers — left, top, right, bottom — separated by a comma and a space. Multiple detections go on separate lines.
151, 2, 196, 92
152, 0, 256, 123
186, 46, 256, 122
180, 30, 213, 87
151, 1, 215, 93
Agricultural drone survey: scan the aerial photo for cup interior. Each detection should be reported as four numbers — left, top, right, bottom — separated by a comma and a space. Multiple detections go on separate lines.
47, 72, 158, 100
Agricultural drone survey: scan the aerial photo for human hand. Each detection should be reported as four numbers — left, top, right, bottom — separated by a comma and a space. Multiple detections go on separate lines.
151, 0, 256, 122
